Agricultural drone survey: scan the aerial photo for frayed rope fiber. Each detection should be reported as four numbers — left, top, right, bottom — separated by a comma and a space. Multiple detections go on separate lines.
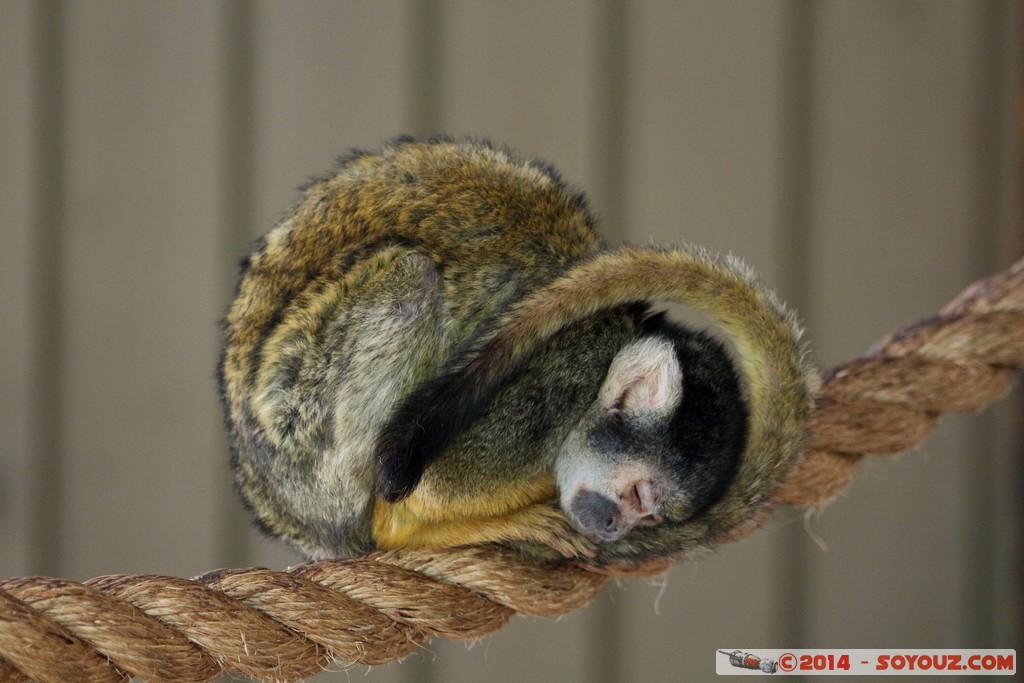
2, 257, 1022, 683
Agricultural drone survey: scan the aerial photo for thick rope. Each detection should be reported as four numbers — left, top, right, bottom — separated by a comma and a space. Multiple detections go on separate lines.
1, 257, 1021, 683
773, 256, 1024, 506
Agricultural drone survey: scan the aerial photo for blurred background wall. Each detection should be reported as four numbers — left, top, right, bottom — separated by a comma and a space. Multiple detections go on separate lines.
1, 1, 1021, 681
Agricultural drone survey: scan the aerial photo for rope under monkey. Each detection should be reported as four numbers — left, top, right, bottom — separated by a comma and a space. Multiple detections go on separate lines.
1, 257, 1022, 683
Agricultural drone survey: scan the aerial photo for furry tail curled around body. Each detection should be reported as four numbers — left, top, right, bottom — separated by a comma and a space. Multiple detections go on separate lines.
374, 245, 816, 533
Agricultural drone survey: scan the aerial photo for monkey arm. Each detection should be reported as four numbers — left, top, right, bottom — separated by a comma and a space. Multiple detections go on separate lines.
374, 247, 813, 542
371, 480, 596, 558
235, 243, 457, 558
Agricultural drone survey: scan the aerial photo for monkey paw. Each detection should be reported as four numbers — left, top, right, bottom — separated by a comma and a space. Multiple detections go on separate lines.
517, 505, 598, 559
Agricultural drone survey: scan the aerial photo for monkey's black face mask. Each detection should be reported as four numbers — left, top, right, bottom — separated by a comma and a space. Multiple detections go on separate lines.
562, 326, 749, 559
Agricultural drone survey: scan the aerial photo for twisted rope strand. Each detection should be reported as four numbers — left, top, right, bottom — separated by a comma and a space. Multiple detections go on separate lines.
2, 257, 1022, 682
0, 548, 605, 683
772, 258, 1023, 506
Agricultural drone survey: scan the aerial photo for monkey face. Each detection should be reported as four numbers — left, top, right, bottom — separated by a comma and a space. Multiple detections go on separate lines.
567, 480, 664, 542
558, 449, 670, 543
555, 326, 748, 559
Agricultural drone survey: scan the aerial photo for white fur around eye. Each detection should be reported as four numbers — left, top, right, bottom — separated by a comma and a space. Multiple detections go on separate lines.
600, 337, 683, 415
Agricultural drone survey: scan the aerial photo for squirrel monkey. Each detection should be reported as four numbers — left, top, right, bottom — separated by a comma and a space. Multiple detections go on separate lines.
219, 137, 815, 565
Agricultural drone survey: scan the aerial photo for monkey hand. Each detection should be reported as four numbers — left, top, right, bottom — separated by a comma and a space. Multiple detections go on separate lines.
509, 504, 599, 559
372, 496, 597, 559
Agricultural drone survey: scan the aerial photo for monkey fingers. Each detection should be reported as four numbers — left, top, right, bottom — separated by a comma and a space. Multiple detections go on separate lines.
506, 505, 598, 559
372, 499, 596, 558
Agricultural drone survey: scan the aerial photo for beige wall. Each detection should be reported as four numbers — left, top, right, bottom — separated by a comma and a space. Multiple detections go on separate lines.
0, 2, 1020, 681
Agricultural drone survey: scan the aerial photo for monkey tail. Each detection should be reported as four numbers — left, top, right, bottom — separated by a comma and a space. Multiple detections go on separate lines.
375, 245, 816, 532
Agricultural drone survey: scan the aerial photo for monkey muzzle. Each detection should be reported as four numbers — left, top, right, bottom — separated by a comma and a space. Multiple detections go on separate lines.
569, 481, 663, 542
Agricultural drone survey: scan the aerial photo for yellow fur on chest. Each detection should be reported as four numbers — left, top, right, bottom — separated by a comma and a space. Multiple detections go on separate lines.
372, 474, 558, 550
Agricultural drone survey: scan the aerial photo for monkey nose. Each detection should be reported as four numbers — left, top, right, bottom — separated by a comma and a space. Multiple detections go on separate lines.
621, 480, 663, 527
570, 489, 624, 542
633, 480, 661, 516
623, 480, 660, 514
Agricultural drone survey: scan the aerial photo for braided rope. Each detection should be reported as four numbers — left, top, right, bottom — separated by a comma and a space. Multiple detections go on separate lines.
773, 256, 1024, 506
2, 257, 1021, 683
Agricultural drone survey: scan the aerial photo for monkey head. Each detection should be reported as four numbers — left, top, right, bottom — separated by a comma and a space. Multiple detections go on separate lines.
556, 323, 747, 559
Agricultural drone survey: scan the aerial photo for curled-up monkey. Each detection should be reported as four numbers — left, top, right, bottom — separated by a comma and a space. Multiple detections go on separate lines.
219, 137, 815, 566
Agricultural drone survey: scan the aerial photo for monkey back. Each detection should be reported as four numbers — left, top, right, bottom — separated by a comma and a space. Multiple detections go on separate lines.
219, 138, 604, 556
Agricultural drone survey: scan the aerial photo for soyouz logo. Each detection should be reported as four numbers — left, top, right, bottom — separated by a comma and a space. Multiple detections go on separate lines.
715, 649, 1016, 676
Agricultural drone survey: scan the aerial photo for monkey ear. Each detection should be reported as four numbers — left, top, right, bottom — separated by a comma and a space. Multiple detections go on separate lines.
599, 337, 683, 415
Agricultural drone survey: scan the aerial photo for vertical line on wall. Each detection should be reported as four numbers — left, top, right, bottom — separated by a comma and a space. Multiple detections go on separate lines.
218, 0, 258, 567
959, 0, 1012, 646
221, 0, 257, 268
777, 0, 815, 308
770, 0, 815, 648
967, 0, 1010, 275
584, 2, 630, 682
405, 0, 444, 137
28, 0, 65, 576
1013, 0, 1024, 648
589, 0, 630, 244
